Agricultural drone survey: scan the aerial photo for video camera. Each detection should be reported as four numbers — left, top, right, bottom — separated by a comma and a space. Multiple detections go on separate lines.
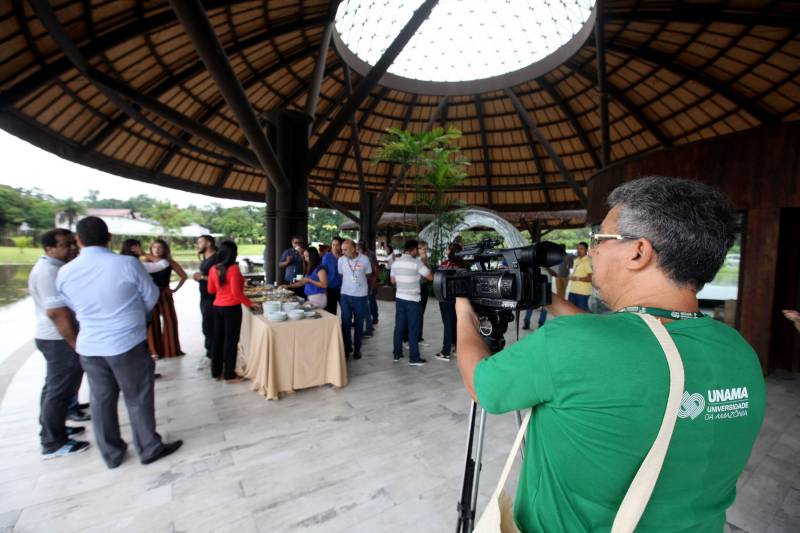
433, 239, 565, 350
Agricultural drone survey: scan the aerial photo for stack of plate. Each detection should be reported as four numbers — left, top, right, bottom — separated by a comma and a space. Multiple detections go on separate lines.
282, 301, 300, 312
264, 301, 282, 314
267, 311, 287, 322
303, 311, 317, 318
287, 309, 305, 321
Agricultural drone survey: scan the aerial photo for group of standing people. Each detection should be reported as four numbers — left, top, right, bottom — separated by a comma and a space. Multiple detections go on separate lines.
30, 217, 183, 466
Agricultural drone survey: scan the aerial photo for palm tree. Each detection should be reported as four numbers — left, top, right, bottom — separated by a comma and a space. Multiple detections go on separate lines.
56, 198, 84, 230
373, 127, 469, 265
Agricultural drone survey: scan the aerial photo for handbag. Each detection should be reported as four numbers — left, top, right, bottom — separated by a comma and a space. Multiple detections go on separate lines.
473, 313, 684, 533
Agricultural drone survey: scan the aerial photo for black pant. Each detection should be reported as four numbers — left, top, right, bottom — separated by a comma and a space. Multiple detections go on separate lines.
200, 297, 215, 358
439, 300, 457, 356
80, 342, 163, 467
325, 287, 341, 314
420, 282, 429, 339
36, 339, 83, 452
212, 305, 242, 380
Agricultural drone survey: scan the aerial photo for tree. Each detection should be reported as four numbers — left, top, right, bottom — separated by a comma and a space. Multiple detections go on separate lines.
55, 198, 84, 229
373, 127, 469, 265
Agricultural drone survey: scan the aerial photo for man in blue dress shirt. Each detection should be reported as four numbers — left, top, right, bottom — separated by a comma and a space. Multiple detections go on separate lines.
56, 217, 182, 468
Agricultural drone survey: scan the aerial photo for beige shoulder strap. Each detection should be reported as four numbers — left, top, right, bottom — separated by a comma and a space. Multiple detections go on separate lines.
492, 410, 532, 499
611, 313, 685, 533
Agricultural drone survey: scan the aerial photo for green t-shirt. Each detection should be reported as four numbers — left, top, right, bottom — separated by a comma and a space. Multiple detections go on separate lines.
474, 313, 765, 533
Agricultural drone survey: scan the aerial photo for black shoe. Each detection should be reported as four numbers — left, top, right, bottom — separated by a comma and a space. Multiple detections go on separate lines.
154, 373, 163, 379
42, 439, 90, 459
434, 352, 451, 362
363, 331, 373, 338
522, 324, 530, 330
66, 426, 85, 436
142, 440, 183, 465
67, 410, 91, 422
393, 354, 401, 363
77, 402, 89, 410
372, 318, 379, 325
353, 352, 362, 360
408, 358, 427, 366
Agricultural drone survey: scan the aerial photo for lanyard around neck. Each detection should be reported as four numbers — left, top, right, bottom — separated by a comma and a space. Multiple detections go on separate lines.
617, 306, 705, 320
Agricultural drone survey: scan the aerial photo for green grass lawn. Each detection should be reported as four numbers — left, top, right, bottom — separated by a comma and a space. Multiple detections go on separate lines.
0, 244, 266, 265
0, 246, 42, 264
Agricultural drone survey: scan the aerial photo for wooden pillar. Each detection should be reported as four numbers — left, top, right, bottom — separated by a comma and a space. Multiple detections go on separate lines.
360, 191, 378, 248
737, 208, 781, 372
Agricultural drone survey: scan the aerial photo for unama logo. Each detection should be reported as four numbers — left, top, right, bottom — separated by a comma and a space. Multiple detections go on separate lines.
678, 391, 705, 420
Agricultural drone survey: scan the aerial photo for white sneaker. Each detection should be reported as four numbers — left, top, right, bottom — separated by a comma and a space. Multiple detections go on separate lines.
196, 357, 210, 370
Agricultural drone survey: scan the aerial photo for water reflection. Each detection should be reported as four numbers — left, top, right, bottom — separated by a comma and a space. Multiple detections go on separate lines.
0, 264, 33, 307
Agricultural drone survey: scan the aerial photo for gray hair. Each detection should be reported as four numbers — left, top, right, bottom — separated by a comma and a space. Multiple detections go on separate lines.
607, 176, 736, 291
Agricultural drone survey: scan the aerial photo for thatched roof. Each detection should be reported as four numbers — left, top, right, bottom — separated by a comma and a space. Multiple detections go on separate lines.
1, 0, 798, 213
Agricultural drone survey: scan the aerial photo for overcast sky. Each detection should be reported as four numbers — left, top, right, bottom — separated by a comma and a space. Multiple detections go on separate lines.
0, 130, 260, 208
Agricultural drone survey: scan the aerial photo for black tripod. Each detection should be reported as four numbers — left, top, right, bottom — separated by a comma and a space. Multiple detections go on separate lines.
455, 310, 525, 533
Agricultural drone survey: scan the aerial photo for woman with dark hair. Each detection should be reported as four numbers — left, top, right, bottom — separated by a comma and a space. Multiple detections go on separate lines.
281, 246, 328, 308
207, 240, 253, 382
144, 238, 187, 358
435, 242, 464, 362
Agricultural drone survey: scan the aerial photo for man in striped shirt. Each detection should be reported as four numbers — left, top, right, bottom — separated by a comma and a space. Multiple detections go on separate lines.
390, 240, 433, 366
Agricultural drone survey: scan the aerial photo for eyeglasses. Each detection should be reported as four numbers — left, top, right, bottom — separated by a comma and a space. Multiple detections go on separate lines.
589, 232, 642, 248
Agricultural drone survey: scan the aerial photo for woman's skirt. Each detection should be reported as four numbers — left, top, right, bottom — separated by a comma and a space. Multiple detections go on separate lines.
307, 292, 327, 309
147, 287, 184, 358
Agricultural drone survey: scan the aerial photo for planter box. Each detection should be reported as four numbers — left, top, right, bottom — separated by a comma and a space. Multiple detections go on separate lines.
376, 285, 395, 301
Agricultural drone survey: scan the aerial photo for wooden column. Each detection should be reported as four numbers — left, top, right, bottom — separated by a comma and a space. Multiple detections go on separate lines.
737, 208, 781, 372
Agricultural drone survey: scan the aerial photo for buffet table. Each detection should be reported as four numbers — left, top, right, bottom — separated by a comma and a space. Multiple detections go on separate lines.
236, 307, 348, 400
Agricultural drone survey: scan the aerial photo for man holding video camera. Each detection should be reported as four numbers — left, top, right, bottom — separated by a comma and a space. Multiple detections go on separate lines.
455, 176, 765, 532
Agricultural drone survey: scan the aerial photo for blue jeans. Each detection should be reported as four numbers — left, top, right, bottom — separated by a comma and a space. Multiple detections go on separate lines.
439, 300, 456, 356
365, 288, 378, 333
568, 293, 590, 311
523, 308, 547, 328
341, 294, 369, 355
394, 299, 422, 361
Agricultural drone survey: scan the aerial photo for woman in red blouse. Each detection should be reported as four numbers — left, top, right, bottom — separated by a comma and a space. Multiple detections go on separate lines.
207, 240, 253, 382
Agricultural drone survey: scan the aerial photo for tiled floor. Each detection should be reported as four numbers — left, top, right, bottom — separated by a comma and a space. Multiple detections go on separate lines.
1, 290, 798, 532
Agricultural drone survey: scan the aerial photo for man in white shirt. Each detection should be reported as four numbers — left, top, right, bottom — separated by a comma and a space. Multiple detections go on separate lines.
391, 240, 433, 366
56, 217, 182, 469
337, 239, 372, 360
28, 228, 91, 459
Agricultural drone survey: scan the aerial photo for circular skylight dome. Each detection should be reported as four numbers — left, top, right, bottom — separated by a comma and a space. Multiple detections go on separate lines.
334, 0, 597, 94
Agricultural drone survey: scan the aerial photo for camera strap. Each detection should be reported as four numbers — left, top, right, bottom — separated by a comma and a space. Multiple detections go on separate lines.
617, 306, 704, 320
611, 313, 685, 533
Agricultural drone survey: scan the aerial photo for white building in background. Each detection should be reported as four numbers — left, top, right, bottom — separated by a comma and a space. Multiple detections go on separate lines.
55, 208, 212, 237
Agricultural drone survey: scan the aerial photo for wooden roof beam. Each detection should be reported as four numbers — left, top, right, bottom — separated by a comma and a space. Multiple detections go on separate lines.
595, 0, 611, 168
343, 65, 368, 202
169, 0, 289, 191
605, 42, 777, 125
326, 86, 388, 199
1, 8, 327, 109
606, 9, 800, 31
83, 29, 326, 153
567, 59, 672, 147
305, 0, 440, 174
27, 0, 248, 166
474, 94, 494, 209
504, 87, 588, 208
304, 21, 334, 121
519, 116, 552, 210
537, 77, 602, 169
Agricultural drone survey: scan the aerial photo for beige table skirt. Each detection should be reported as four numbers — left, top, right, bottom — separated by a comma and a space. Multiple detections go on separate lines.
236, 307, 347, 400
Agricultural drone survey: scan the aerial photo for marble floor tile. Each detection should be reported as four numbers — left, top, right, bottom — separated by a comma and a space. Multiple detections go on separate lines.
0, 292, 798, 532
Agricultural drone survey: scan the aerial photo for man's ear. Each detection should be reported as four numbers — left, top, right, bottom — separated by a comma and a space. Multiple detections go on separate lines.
627, 238, 657, 271
76, 234, 85, 248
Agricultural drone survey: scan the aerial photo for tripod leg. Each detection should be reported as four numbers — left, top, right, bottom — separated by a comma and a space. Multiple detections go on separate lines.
467, 406, 488, 531
456, 401, 478, 533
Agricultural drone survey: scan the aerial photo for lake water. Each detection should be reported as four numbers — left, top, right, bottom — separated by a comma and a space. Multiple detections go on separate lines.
0, 264, 33, 307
